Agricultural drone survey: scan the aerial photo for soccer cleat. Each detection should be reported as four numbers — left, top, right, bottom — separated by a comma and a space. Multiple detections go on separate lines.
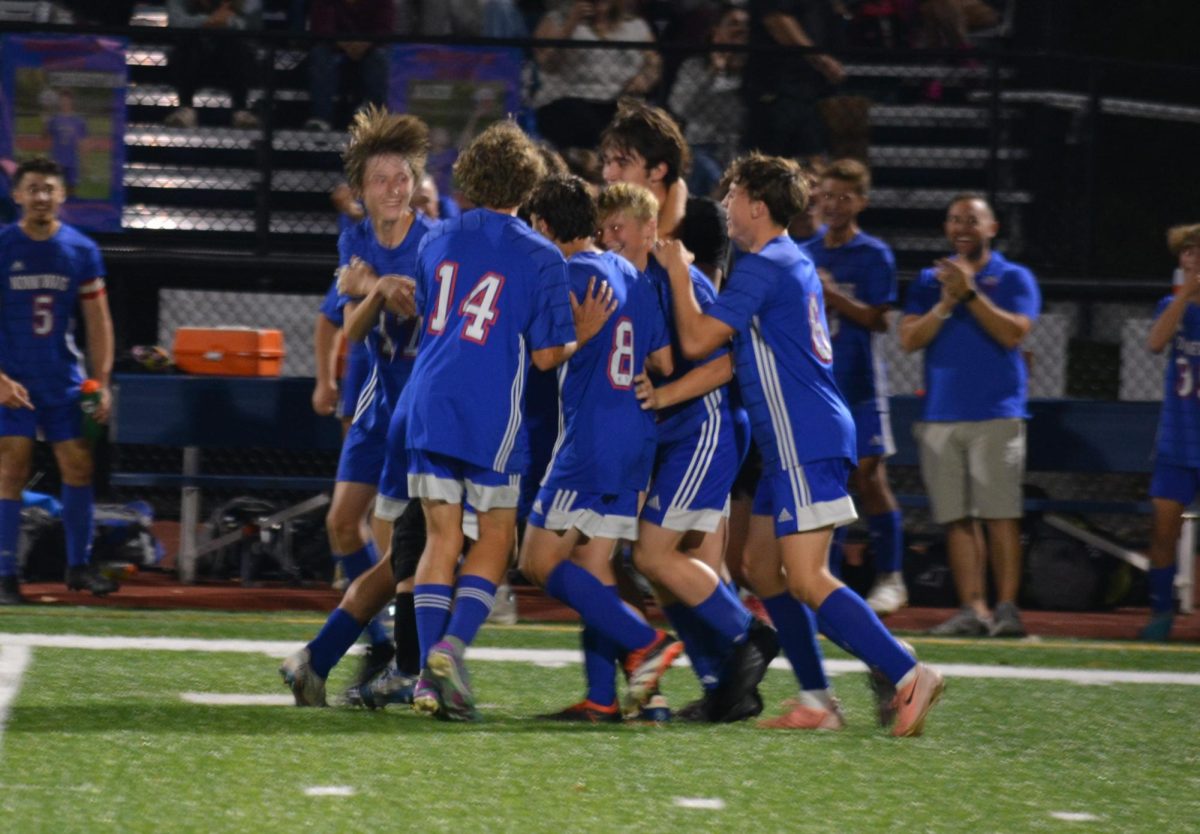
709, 619, 778, 722
988, 602, 1027, 638
486, 583, 519, 625
757, 696, 846, 730
1138, 611, 1175, 642
342, 663, 416, 709
868, 638, 916, 728
536, 699, 621, 723
279, 648, 328, 707
891, 662, 946, 737
621, 630, 685, 713
412, 673, 442, 717
636, 693, 671, 723
0, 575, 23, 606
928, 606, 990, 637
865, 573, 909, 616
65, 564, 119, 597
674, 694, 714, 723
426, 637, 479, 721
351, 642, 395, 689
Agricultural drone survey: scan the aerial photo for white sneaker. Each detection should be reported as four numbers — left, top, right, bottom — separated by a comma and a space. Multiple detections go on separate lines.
487, 583, 518, 625
164, 106, 197, 128
866, 572, 908, 616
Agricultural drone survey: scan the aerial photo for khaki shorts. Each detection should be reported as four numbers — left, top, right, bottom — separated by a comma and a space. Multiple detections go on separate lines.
914, 418, 1026, 524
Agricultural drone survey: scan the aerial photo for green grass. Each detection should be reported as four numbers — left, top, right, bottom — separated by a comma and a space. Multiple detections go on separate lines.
2, 608, 1199, 833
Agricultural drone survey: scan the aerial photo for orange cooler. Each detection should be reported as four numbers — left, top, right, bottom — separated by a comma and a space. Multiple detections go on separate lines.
172, 327, 285, 377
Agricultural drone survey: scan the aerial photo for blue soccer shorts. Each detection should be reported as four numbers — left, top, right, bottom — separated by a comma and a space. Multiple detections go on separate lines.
0, 395, 83, 444
336, 344, 372, 421
641, 415, 737, 534
528, 486, 641, 541
851, 402, 896, 461
407, 449, 520, 512
752, 457, 858, 537
1150, 460, 1200, 506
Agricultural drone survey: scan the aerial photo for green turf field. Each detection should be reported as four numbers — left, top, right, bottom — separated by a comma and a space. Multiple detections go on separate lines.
1, 607, 1198, 833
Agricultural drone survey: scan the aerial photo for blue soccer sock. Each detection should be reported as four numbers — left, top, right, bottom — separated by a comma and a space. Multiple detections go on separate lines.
761, 592, 829, 691
814, 609, 856, 656
334, 542, 389, 645
582, 620, 619, 707
61, 484, 94, 568
817, 586, 916, 685
544, 560, 657, 652
444, 574, 497, 648
413, 583, 453, 668
663, 602, 723, 691
869, 510, 904, 574
692, 581, 752, 645
1148, 565, 1178, 614
0, 498, 20, 577
828, 526, 847, 579
306, 607, 363, 679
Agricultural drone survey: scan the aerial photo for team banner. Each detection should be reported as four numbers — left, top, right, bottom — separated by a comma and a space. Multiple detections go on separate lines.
388, 45, 523, 202
1, 34, 127, 232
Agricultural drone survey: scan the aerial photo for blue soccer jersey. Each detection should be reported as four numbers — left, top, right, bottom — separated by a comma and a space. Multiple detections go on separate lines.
542, 250, 669, 493
904, 251, 1041, 421
1154, 295, 1200, 467
646, 257, 732, 444
405, 208, 576, 474
803, 231, 897, 409
708, 235, 856, 471
0, 223, 104, 407
336, 215, 433, 431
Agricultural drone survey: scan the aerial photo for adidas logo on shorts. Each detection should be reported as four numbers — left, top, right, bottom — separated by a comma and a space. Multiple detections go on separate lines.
533, 499, 543, 514
646, 495, 661, 510
777, 508, 794, 523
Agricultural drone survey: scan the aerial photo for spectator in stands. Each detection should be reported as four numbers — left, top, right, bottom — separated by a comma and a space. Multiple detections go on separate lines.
165, 1, 262, 130
919, 0, 999, 49
305, 0, 393, 132
420, 0, 529, 37
899, 193, 1040, 638
667, 3, 749, 198
743, 0, 846, 163
1139, 222, 1200, 642
531, 0, 661, 152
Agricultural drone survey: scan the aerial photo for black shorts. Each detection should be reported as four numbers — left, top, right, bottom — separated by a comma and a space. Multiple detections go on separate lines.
389, 500, 426, 582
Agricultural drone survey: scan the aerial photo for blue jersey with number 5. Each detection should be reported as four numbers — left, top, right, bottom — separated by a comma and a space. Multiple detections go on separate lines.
0, 223, 104, 407
406, 208, 576, 473
1155, 295, 1200, 467
543, 250, 669, 493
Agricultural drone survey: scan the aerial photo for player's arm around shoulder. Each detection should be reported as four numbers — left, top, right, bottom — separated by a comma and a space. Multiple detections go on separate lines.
656, 239, 734, 360
1149, 277, 1200, 354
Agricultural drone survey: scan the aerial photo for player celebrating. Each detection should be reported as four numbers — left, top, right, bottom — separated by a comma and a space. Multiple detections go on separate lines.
280, 107, 433, 704
1140, 222, 1200, 641
660, 153, 944, 736
803, 159, 906, 614
0, 156, 116, 604
519, 175, 683, 721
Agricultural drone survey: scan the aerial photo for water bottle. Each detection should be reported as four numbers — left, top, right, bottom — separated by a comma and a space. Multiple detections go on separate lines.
80, 379, 104, 442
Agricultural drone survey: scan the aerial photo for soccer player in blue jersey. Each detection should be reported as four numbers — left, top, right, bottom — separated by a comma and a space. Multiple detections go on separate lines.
0, 156, 116, 605
280, 108, 434, 705
1139, 223, 1200, 641
403, 122, 620, 721
900, 194, 1041, 639
803, 159, 906, 616
518, 176, 686, 721
663, 153, 944, 736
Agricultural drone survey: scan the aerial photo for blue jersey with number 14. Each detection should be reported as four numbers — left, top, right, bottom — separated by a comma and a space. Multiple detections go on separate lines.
0, 223, 104, 407
405, 208, 576, 474
543, 250, 669, 493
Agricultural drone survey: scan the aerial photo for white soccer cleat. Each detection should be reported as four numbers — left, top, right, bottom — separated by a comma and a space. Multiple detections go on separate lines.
866, 572, 909, 616
279, 648, 327, 707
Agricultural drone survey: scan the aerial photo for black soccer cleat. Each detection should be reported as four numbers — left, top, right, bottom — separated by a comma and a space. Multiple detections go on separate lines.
65, 564, 119, 597
709, 618, 778, 722
0, 574, 24, 605
352, 641, 396, 689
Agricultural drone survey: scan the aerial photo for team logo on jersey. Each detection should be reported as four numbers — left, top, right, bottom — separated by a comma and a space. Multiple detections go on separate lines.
646, 495, 661, 511
808, 293, 834, 364
777, 508, 794, 524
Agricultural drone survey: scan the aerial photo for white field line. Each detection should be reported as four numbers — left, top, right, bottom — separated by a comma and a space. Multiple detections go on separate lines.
180, 693, 295, 706
1, 633, 1198, 687
674, 798, 726, 810
0, 644, 33, 751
